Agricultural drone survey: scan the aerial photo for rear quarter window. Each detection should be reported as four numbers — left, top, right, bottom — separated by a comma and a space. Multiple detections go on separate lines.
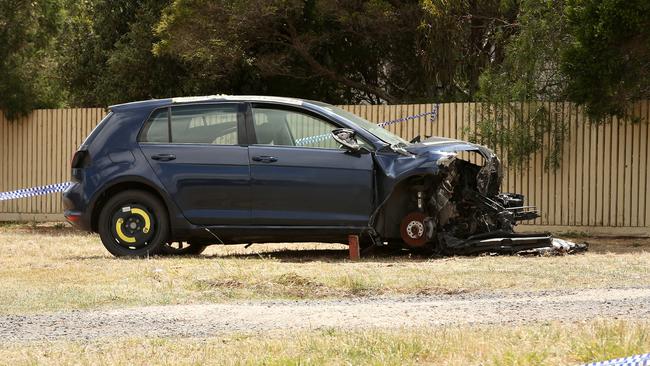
140, 109, 170, 143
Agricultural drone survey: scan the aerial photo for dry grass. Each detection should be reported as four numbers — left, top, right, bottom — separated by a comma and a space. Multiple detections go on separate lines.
1, 223, 649, 314
1, 320, 649, 365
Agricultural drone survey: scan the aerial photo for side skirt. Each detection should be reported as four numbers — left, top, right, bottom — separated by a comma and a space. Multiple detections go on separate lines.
183, 225, 370, 245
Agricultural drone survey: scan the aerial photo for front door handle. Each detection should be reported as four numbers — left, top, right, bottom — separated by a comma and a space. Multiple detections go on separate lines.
251, 155, 278, 163
151, 154, 176, 162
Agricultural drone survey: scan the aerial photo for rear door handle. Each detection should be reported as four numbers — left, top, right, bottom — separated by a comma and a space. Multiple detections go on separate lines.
151, 154, 176, 161
251, 155, 278, 163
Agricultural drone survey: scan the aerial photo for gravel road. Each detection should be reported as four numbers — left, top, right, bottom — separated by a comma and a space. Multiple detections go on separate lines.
2, 287, 649, 342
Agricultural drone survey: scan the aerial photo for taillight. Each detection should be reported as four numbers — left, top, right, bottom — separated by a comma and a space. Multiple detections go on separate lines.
71, 150, 90, 182
65, 212, 82, 223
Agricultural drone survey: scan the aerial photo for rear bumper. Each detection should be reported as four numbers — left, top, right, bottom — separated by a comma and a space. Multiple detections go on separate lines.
62, 183, 93, 231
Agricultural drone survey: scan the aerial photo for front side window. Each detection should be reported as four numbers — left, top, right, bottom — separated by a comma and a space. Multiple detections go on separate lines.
252, 107, 370, 150
171, 104, 239, 144
312, 102, 409, 147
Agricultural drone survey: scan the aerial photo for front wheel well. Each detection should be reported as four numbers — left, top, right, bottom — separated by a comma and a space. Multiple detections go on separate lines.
91, 181, 170, 233
373, 174, 439, 239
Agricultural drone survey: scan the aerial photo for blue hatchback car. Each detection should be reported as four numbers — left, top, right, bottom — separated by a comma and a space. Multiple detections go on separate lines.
63, 95, 545, 257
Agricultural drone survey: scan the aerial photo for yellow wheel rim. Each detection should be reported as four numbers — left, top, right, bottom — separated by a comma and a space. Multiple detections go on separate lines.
114, 207, 152, 244
115, 218, 136, 243
130, 208, 151, 234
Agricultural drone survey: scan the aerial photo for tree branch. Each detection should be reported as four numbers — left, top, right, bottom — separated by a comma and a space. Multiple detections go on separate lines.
285, 22, 397, 104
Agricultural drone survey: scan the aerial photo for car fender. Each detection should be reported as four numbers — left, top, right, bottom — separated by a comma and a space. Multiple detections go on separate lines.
87, 173, 191, 236
369, 151, 446, 229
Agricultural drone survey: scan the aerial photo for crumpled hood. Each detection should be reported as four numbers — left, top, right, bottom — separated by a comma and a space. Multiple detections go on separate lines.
371, 136, 503, 223
406, 136, 502, 195
374, 136, 500, 182
406, 137, 496, 159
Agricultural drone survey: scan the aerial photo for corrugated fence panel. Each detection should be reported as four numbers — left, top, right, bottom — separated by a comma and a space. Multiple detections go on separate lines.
637, 105, 643, 226
0, 108, 104, 217
1, 102, 649, 228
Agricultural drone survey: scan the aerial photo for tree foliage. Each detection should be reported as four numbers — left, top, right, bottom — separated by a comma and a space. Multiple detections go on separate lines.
469, 0, 570, 168
56, 0, 197, 107
468, 0, 650, 168
153, 0, 518, 105
419, 0, 519, 100
0, 0, 63, 120
562, 0, 650, 121
154, 0, 423, 104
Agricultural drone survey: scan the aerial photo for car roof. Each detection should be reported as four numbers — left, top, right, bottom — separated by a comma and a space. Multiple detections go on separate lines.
108, 95, 309, 112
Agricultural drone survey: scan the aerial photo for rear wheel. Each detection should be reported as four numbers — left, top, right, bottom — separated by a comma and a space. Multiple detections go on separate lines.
98, 190, 169, 257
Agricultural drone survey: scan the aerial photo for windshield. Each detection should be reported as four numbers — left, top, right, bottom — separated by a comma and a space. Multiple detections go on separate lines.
314, 103, 410, 146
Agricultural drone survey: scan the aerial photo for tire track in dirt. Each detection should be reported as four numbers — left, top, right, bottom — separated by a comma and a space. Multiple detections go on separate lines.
2, 288, 649, 342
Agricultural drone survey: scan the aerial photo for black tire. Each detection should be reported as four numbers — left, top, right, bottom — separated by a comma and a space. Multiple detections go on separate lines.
160, 242, 207, 256
98, 190, 169, 257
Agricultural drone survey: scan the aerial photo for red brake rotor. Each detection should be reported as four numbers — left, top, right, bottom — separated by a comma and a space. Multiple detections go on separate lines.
400, 211, 428, 247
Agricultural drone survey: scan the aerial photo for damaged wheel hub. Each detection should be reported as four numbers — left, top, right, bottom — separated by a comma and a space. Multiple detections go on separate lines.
406, 221, 424, 239
400, 212, 428, 247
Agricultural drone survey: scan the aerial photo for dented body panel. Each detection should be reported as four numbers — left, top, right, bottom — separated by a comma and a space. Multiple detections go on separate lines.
368, 136, 554, 254
374, 137, 498, 195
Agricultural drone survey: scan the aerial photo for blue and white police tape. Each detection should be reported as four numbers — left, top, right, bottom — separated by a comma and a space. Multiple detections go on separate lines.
295, 133, 333, 146
582, 353, 650, 366
377, 104, 440, 128
0, 182, 73, 201
295, 104, 440, 146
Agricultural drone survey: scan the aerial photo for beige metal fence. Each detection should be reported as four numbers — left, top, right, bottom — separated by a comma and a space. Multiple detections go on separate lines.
1, 102, 648, 232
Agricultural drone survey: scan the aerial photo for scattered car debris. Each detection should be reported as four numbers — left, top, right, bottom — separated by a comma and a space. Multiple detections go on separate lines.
517, 238, 589, 256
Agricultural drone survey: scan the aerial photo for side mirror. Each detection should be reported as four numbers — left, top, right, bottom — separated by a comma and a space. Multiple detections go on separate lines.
331, 128, 360, 152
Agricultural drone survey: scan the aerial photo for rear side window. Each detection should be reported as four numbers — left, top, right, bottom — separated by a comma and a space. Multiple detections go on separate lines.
171, 104, 239, 144
139, 104, 240, 145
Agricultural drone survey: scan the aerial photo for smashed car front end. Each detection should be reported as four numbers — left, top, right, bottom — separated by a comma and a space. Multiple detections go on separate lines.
371, 137, 562, 254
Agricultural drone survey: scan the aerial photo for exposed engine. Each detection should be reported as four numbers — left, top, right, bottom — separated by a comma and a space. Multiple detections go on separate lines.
397, 153, 582, 255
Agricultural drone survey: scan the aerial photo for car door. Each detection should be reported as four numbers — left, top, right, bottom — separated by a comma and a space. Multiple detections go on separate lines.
139, 103, 251, 226
247, 104, 374, 227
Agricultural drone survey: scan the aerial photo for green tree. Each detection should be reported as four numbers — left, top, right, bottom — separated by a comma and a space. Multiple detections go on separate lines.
154, 0, 516, 104
0, 0, 63, 120
58, 0, 195, 107
419, 0, 519, 101
472, 0, 570, 168
41, 0, 527, 108
562, 0, 650, 121
474, 0, 650, 168
154, 0, 413, 104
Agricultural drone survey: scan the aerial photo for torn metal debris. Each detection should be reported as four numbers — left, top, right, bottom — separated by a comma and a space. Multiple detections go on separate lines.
519, 238, 588, 255
370, 137, 588, 255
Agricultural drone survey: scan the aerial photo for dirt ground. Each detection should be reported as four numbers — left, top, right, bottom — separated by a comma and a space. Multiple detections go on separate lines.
1, 287, 649, 342
1, 223, 649, 347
